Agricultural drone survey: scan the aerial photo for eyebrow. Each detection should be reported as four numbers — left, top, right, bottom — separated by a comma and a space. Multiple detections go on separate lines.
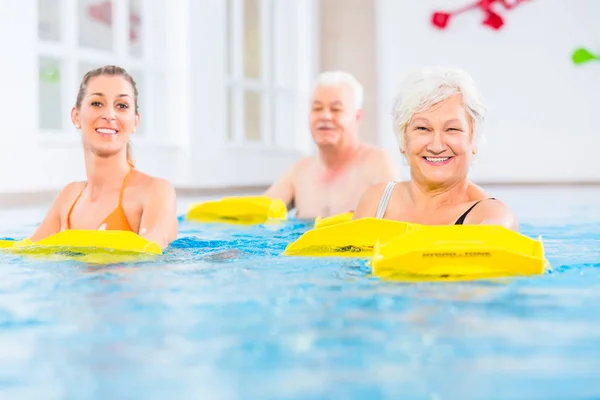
312, 100, 343, 106
410, 118, 463, 125
88, 92, 132, 99
443, 119, 462, 125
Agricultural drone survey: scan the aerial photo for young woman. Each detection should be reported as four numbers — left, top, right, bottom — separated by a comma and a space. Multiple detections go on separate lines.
30, 65, 178, 248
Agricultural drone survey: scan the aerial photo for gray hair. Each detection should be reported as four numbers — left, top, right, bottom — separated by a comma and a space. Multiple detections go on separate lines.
313, 70, 364, 109
391, 67, 487, 148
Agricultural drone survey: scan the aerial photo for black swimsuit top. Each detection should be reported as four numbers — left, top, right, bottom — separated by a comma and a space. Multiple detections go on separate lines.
454, 198, 496, 225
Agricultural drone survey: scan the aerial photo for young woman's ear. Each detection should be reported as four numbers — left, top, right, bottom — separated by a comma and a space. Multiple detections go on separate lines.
71, 107, 80, 128
133, 113, 141, 133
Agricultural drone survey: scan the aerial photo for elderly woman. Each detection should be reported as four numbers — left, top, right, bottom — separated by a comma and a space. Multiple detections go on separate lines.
353, 67, 518, 230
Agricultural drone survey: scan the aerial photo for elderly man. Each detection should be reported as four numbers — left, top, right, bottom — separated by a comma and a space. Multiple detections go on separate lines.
264, 71, 398, 219
354, 67, 518, 230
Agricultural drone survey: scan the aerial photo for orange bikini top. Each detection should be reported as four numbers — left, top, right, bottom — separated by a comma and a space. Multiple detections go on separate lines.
66, 168, 134, 232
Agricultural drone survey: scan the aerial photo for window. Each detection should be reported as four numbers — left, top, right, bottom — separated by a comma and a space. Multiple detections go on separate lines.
226, 0, 301, 149
36, 0, 167, 141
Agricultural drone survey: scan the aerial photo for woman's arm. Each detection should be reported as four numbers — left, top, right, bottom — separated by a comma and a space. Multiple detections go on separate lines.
467, 199, 519, 231
138, 178, 178, 249
29, 183, 80, 242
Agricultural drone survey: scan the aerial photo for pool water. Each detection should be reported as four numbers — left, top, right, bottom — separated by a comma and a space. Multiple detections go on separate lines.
0, 187, 599, 399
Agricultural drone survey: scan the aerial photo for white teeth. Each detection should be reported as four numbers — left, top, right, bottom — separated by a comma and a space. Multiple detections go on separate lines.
425, 157, 449, 163
96, 128, 117, 134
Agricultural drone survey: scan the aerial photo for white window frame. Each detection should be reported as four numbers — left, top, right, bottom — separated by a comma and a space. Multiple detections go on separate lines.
225, 0, 312, 153
35, 0, 172, 148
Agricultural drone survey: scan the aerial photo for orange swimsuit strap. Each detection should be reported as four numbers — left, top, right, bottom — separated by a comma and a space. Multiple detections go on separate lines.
66, 168, 134, 231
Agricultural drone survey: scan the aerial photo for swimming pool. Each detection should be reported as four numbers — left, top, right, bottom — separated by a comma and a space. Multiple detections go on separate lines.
0, 186, 599, 399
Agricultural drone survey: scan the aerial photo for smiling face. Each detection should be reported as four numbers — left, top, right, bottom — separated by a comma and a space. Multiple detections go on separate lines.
309, 84, 362, 148
71, 74, 139, 160
403, 94, 475, 186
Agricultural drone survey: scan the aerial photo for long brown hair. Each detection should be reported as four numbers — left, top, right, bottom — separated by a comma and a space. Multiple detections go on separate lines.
75, 65, 139, 167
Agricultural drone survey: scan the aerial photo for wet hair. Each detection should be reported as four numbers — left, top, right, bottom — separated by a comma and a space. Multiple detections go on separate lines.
75, 65, 139, 167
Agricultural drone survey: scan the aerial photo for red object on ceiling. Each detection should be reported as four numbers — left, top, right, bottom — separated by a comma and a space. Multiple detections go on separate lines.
432, 0, 531, 30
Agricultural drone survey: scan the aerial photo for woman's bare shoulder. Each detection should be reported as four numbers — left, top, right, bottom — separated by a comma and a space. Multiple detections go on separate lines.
129, 170, 176, 200
57, 181, 86, 202
129, 169, 160, 188
353, 180, 408, 218
38, 181, 86, 222
468, 182, 492, 201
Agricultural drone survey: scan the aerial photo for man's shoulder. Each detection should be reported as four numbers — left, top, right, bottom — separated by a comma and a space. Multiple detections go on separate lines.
355, 144, 399, 180
346, 143, 392, 166
270, 155, 317, 189
360, 144, 393, 161
297, 154, 318, 165
289, 155, 318, 174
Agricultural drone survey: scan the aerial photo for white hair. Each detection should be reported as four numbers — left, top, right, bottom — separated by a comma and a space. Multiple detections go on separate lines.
391, 67, 487, 148
313, 70, 364, 109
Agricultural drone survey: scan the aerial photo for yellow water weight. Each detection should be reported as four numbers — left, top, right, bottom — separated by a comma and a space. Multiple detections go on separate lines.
1, 230, 162, 264
186, 196, 288, 225
283, 218, 416, 257
313, 212, 354, 229
12, 230, 161, 253
371, 224, 548, 281
0, 239, 16, 249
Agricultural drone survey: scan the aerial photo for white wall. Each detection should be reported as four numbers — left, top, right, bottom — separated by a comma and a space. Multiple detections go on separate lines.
0, 1, 187, 193
375, 0, 600, 183
0, 1, 317, 194
319, 0, 378, 145
186, 1, 318, 189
